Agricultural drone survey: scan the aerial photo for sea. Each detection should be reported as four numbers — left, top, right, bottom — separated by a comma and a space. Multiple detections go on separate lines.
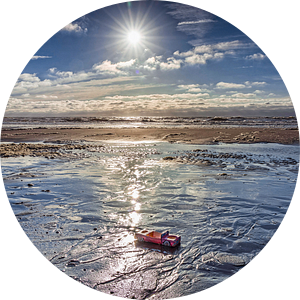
1, 116, 299, 299
2, 115, 298, 130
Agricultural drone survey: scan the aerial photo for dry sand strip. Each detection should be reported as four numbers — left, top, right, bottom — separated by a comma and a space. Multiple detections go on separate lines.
1, 127, 299, 145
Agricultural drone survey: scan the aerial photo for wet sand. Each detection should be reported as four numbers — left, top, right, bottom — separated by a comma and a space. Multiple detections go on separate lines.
1, 127, 299, 144
3, 141, 298, 299
1, 123, 299, 298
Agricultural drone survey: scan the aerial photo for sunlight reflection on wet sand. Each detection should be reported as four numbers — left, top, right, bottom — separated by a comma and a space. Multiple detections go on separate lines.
3, 141, 298, 299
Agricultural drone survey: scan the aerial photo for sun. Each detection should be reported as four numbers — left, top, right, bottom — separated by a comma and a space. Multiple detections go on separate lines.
105, 2, 164, 59
128, 30, 141, 45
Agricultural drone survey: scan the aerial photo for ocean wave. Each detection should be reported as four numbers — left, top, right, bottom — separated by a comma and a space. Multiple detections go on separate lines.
2, 116, 298, 130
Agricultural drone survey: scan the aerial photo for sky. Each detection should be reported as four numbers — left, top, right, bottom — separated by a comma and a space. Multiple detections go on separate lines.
6, 0, 295, 117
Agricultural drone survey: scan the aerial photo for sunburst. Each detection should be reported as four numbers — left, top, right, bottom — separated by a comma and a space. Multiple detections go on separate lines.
102, 2, 165, 60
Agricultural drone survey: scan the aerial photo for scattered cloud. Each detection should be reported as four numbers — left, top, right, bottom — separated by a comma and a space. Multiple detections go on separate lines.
12, 66, 286, 117
197, 40, 252, 53
253, 90, 264, 94
48, 67, 57, 74
231, 93, 256, 98
143, 56, 161, 71
8, 34, 289, 117
173, 40, 252, 65
4, 1, 292, 118
177, 84, 206, 93
35, 95, 58, 99
185, 52, 223, 65
246, 53, 265, 60
21, 93, 30, 98
166, 2, 216, 38
31, 55, 52, 60
13, 73, 52, 93
216, 81, 267, 90
215, 82, 246, 89
6, 91, 293, 117
18, 73, 41, 82
92, 56, 184, 75
92, 59, 137, 76
178, 19, 216, 26
55, 71, 74, 78
245, 81, 267, 88
61, 22, 88, 34
160, 57, 182, 70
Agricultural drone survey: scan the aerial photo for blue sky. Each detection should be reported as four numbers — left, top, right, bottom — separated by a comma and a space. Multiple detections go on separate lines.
7, 0, 294, 117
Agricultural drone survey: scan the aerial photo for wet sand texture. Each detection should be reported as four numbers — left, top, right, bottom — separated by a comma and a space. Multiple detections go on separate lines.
2, 141, 298, 299
1, 127, 299, 144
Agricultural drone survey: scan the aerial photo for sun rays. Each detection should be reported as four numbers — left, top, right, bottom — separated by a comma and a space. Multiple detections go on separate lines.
101, 1, 165, 60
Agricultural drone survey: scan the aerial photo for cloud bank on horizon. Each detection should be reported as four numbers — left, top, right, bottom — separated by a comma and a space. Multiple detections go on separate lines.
6, 1, 294, 117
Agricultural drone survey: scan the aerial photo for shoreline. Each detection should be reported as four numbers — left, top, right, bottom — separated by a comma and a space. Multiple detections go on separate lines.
1, 127, 299, 145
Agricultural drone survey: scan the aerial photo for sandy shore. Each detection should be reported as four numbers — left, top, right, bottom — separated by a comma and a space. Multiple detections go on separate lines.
1, 127, 299, 145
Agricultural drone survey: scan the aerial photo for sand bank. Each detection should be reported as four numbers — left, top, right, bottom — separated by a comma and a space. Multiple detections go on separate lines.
1, 127, 299, 145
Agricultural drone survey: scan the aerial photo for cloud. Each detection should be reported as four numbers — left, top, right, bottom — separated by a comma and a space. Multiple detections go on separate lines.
178, 84, 203, 93
143, 56, 160, 71
215, 82, 246, 89
7, 62, 293, 117
173, 40, 252, 65
35, 95, 58, 99
12, 73, 52, 94
103, 92, 210, 103
31, 56, 52, 60
55, 71, 74, 78
215, 81, 267, 90
6, 91, 293, 117
217, 40, 252, 50
184, 53, 218, 65
178, 84, 200, 89
93, 56, 184, 75
178, 19, 216, 26
246, 53, 265, 60
141, 56, 183, 71
61, 22, 88, 34
166, 2, 216, 38
10, 68, 169, 107
231, 93, 256, 98
244, 81, 267, 88
12, 70, 86, 95
47, 68, 93, 84
253, 90, 264, 94
92, 59, 137, 76
159, 57, 182, 70
174, 41, 244, 57
18, 73, 40, 82
250, 81, 267, 86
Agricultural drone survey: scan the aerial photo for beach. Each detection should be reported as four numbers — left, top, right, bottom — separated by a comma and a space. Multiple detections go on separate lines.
2, 0, 300, 298
1, 117, 299, 299
1, 126, 298, 146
